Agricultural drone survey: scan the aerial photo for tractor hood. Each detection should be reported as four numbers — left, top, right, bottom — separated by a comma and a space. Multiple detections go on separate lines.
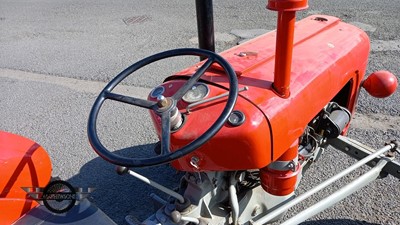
152, 15, 369, 171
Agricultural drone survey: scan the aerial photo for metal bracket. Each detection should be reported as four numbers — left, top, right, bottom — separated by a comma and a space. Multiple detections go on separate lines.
328, 135, 400, 179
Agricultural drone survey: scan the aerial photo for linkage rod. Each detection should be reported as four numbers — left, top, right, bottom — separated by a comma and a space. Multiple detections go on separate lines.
254, 140, 396, 224
329, 136, 400, 179
127, 169, 185, 203
280, 158, 390, 225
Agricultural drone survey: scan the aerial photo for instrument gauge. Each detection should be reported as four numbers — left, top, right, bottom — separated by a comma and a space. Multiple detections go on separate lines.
182, 83, 209, 103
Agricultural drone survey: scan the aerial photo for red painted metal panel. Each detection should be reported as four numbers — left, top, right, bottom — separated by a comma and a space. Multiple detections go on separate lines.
0, 131, 52, 224
154, 15, 369, 171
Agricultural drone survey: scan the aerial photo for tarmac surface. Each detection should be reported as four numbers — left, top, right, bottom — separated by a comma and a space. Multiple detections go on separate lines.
1, 0, 399, 224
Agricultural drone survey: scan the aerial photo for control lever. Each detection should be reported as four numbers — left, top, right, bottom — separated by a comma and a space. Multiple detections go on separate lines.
186, 86, 248, 113
115, 166, 186, 203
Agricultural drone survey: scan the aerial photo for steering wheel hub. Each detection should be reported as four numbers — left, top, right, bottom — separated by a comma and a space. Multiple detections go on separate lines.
156, 95, 170, 108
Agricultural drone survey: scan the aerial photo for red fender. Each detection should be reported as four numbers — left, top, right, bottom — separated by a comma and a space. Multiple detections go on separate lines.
0, 131, 52, 225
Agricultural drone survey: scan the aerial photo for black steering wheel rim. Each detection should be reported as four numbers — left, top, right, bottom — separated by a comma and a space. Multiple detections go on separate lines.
88, 48, 238, 167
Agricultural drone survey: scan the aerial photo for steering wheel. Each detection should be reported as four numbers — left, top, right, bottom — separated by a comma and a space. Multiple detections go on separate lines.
88, 48, 238, 167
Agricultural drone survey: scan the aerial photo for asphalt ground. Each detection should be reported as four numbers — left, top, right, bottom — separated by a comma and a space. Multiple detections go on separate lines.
1, 0, 399, 224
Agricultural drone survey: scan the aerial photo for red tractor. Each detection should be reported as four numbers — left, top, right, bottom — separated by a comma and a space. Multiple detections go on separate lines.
1, 0, 398, 224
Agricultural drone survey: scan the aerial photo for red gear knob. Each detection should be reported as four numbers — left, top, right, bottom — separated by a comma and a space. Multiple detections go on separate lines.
362, 70, 398, 98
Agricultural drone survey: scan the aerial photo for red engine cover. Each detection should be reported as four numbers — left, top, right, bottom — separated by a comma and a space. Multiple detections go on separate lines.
150, 15, 369, 172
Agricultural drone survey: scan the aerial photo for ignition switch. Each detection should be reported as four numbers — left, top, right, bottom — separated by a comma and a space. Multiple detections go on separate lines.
227, 110, 246, 127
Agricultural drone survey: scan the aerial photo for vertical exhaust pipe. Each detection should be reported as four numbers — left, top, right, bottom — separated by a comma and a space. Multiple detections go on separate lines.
196, 0, 215, 61
267, 0, 308, 98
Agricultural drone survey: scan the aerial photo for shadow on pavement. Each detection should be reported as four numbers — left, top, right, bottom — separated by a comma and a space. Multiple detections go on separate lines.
67, 143, 183, 225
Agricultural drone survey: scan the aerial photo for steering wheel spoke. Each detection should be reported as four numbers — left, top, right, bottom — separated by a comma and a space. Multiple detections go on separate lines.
173, 57, 215, 100
160, 111, 172, 155
104, 91, 156, 109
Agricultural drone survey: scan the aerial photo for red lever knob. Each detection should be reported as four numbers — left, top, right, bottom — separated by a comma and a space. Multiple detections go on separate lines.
362, 70, 398, 98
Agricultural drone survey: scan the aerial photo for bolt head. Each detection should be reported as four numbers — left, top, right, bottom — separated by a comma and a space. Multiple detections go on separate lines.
157, 95, 169, 107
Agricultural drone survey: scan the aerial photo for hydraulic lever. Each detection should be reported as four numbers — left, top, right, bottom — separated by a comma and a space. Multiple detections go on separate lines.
116, 166, 185, 203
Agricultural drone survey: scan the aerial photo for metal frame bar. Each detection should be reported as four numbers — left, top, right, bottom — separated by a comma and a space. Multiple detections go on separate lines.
328, 135, 400, 179
280, 158, 389, 225
254, 136, 398, 224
